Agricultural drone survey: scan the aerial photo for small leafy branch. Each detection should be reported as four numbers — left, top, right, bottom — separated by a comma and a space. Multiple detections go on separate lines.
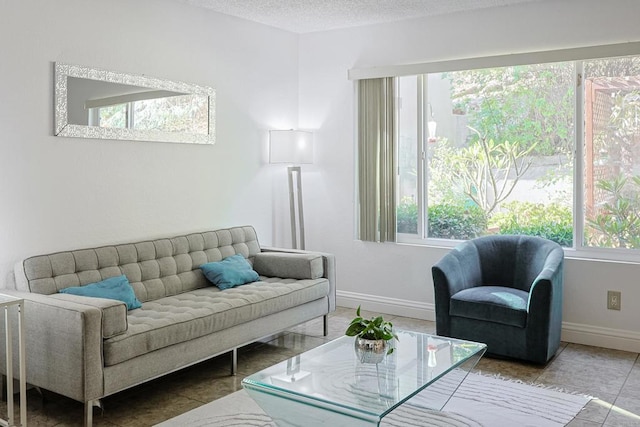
587, 175, 640, 248
345, 306, 398, 354
450, 126, 536, 216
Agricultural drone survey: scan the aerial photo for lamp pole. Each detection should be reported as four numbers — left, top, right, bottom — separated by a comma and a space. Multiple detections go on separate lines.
269, 130, 314, 250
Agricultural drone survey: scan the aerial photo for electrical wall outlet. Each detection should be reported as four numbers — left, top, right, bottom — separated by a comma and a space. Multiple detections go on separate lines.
607, 290, 621, 310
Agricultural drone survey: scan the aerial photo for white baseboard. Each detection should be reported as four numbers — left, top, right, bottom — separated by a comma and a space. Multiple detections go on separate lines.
336, 290, 435, 321
337, 291, 640, 353
561, 322, 640, 353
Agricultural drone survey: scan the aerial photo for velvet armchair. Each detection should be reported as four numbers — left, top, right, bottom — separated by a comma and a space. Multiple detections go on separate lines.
432, 235, 564, 364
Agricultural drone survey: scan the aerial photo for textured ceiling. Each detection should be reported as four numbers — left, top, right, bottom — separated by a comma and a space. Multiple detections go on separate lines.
179, 0, 544, 33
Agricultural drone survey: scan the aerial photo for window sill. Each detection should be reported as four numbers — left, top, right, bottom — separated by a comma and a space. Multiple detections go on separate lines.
396, 234, 640, 265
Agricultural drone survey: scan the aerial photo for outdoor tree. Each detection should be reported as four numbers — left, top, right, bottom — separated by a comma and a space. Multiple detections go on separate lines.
446, 63, 574, 156
447, 127, 536, 216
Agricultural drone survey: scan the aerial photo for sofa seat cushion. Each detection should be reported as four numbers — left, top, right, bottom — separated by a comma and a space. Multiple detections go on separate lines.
103, 277, 330, 366
450, 286, 528, 328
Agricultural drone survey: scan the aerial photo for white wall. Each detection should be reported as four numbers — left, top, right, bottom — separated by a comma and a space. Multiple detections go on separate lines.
0, 0, 299, 286
4, 0, 640, 353
299, 0, 640, 352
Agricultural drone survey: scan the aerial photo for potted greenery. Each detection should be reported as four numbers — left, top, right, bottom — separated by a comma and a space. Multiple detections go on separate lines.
345, 306, 398, 363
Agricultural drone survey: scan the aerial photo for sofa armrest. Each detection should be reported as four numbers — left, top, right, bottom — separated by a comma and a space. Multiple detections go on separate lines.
260, 247, 336, 312
47, 294, 128, 338
253, 252, 323, 279
0, 290, 104, 402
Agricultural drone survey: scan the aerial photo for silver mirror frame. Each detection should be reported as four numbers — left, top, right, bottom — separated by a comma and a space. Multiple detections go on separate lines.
54, 63, 216, 144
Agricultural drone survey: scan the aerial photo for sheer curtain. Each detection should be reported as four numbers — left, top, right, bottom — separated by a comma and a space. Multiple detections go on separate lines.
357, 77, 397, 242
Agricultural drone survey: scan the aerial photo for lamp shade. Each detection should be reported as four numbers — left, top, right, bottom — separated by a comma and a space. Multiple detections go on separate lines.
269, 130, 314, 164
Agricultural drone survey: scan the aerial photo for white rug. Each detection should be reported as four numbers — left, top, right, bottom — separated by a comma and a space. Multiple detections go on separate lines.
157, 373, 590, 427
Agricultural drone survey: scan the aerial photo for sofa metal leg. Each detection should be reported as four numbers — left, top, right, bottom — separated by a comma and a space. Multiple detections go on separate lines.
84, 399, 102, 427
231, 348, 237, 376
34, 386, 45, 406
0, 375, 5, 402
323, 314, 329, 337
84, 400, 93, 427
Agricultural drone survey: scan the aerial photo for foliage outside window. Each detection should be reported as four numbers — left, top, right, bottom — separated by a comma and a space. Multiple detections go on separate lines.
396, 53, 640, 257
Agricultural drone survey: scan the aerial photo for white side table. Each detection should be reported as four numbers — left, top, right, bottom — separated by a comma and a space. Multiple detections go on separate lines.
0, 294, 26, 427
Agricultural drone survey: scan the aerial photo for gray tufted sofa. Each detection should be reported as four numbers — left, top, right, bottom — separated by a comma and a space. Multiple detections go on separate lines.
1, 225, 335, 426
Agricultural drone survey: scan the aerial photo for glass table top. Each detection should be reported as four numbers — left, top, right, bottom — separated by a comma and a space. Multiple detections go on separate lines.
242, 330, 486, 419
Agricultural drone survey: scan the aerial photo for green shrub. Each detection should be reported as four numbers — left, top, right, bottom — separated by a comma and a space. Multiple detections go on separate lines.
397, 199, 488, 239
428, 203, 487, 240
491, 201, 573, 246
397, 198, 418, 234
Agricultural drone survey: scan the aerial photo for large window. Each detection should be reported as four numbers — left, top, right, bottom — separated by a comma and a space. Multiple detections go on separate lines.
396, 53, 640, 259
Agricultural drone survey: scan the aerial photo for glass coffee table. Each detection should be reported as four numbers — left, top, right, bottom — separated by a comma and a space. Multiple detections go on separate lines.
242, 330, 486, 426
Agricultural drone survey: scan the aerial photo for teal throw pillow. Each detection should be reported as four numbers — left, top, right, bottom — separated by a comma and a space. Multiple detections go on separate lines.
59, 275, 142, 310
200, 254, 259, 290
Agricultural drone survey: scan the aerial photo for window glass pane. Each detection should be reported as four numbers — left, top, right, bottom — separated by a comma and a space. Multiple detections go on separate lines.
397, 76, 419, 235
583, 56, 640, 249
426, 63, 574, 245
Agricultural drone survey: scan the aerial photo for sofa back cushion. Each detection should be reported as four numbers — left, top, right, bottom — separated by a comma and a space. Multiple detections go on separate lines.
19, 226, 261, 302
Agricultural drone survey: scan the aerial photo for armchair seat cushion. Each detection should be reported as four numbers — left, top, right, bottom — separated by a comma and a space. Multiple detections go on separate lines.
450, 286, 528, 328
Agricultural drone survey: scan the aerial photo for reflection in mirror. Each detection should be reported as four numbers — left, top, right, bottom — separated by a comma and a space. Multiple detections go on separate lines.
54, 63, 215, 144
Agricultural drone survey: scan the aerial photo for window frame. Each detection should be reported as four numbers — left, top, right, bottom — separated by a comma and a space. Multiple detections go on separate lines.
354, 43, 640, 263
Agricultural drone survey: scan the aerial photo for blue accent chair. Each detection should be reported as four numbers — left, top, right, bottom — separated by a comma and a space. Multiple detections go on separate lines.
432, 235, 564, 364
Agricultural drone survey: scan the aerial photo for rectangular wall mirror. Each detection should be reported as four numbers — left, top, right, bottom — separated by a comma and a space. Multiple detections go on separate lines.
54, 63, 216, 144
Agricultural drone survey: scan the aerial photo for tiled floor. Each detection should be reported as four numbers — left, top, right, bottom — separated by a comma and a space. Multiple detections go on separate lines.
5, 307, 640, 426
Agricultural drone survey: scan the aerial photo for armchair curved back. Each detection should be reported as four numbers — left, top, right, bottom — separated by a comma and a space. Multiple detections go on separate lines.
471, 235, 563, 292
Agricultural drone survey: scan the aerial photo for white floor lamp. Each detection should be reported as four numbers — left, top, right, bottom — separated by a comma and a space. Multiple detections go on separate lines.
269, 130, 314, 250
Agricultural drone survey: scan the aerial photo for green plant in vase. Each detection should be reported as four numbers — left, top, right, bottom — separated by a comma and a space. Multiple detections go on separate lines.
345, 306, 398, 363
